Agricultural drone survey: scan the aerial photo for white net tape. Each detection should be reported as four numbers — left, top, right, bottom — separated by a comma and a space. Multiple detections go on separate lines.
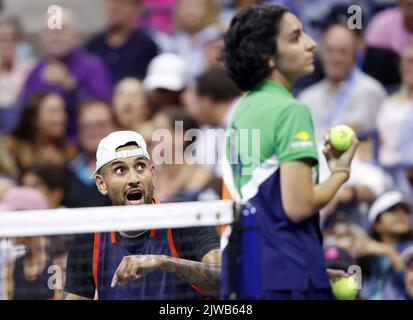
0, 200, 234, 237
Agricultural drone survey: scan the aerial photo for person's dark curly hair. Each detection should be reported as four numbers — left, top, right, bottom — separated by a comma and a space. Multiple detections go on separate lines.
221, 5, 289, 91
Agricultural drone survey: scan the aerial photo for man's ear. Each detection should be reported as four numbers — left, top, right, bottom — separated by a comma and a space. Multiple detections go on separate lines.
95, 175, 108, 196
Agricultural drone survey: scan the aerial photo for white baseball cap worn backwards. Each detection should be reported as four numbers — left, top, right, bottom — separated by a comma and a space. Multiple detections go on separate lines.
90, 131, 150, 179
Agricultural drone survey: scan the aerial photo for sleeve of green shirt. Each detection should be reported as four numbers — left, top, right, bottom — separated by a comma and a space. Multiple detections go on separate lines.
274, 102, 319, 164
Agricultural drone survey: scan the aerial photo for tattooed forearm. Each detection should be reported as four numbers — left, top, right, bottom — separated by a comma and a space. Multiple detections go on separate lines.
161, 254, 221, 296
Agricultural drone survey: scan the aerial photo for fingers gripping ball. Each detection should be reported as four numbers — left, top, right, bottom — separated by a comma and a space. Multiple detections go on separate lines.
330, 275, 358, 300
329, 125, 355, 152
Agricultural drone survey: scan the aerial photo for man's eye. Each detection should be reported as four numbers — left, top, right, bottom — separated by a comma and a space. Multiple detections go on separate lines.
136, 163, 146, 170
115, 167, 125, 174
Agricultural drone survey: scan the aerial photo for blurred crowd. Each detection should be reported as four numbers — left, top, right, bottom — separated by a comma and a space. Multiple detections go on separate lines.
0, 0, 413, 300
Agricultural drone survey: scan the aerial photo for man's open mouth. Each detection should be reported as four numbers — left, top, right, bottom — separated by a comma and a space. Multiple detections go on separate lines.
126, 189, 144, 203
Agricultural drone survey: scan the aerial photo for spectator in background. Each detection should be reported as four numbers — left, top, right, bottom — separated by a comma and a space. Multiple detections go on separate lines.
5, 92, 77, 169
219, 0, 264, 29
113, 77, 149, 133
143, 53, 187, 113
182, 67, 240, 178
19, 164, 73, 298
19, 164, 65, 210
401, 246, 413, 299
171, 0, 221, 79
298, 23, 387, 142
295, 4, 401, 94
203, 33, 225, 70
138, 0, 178, 34
321, 192, 411, 300
377, 41, 413, 189
20, 8, 112, 141
0, 135, 17, 179
63, 99, 115, 208
147, 107, 220, 202
0, 187, 56, 300
0, 15, 34, 132
366, 0, 413, 55
359, 191, 413, 299
86, 0, 158, 83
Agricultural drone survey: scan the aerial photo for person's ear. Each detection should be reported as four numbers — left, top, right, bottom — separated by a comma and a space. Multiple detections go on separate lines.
268, 58, 276, 69
95, 175, 108, 196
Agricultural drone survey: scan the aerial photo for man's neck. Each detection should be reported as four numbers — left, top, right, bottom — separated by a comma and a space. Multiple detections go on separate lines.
107, 24, 134, 47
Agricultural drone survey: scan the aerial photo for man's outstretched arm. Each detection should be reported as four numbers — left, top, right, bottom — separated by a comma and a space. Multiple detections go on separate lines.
111, 249, 221, 296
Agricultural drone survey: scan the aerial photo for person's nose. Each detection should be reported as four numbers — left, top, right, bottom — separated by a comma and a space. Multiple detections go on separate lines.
127, 169, 142, 187
305, 33, 317, 51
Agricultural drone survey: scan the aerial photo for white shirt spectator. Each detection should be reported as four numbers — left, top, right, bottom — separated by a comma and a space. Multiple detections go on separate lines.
376, 93, 413, 167
298, 67, 387, 143
193, 99, 237, 178
171, 25, 221, 80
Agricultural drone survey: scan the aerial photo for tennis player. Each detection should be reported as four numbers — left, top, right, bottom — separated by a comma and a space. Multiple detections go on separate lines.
64, 131, 221, 299
221, 5, 358, 299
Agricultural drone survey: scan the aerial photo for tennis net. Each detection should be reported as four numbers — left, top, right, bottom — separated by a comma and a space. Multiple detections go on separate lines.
0, 200, 235, 300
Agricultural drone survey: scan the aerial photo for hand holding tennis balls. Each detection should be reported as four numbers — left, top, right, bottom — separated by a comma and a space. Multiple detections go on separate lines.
329, 125, 355, 152
323, 125, 359, 178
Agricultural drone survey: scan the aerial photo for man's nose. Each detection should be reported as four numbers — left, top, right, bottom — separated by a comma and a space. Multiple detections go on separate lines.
127, 169, 141, 186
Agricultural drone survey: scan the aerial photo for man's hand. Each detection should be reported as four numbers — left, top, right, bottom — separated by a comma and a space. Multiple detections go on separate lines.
111, 255, 165, 287
42, 60, 77, 90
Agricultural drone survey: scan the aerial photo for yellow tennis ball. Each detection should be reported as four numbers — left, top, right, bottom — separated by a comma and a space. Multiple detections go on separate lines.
330, 275, 358, 300
329, 125, 354, 152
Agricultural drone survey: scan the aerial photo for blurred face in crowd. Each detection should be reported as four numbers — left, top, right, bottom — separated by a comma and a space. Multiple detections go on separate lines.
399, 0, 413, 20
146, 112, 175, 165
104, 0, 140, 29
204, 36, 225, 70
113, 78, 148, 130
36, 93, 67, 139
321, 24, 356, 83
40, 9, 79, 57
0, 22, 18, 65
400, 43, 413, 90
273, 12, 317, 82
175, 0, 216, 34
78, 102, 116, 155
405, 258, 413, 299
374, 204, 412, 239
95, 145, 155, 206
20, 172, 63, 209
182, 86, 210, 125
235, 0, 263, 9
148, 88, 182, 111
323, 222, 358, 253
